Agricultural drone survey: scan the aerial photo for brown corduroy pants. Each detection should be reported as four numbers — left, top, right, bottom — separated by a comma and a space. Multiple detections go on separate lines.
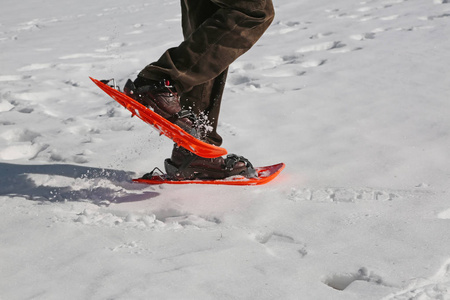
138, 0, 275, 146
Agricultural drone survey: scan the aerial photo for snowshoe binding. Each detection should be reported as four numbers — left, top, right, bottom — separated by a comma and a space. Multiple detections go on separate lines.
148, 146, 257, 181
123, 77, 197, 136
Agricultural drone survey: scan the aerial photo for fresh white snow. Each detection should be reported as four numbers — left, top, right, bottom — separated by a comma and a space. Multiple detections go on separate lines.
1, 0, 450, 299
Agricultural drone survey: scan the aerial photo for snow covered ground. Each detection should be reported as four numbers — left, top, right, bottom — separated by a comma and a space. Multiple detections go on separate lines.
1, 0, 450, 298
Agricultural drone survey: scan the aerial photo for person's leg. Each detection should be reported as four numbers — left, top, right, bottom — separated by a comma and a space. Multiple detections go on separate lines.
176, 0, 275, 146
177, 0, 225, 146
180, 69, 227, 146
138, 0, 275, 94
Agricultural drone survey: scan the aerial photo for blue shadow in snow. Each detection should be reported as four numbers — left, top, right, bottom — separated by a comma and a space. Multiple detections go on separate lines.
0, 162, 159, 204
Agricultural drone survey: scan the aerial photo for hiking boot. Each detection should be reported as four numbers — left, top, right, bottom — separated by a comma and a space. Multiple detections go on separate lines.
164, 146, 256, 180
123, 76, 196, 135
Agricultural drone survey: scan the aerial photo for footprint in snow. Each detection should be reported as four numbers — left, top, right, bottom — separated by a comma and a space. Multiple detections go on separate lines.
288, 188, 400, 203
18, 63, 54, 72
328, 12, 360, 20
296, 41, 345, 53
382, 259, 450, 299
300, 59, 327, 68
269, 20, 307, 35
253, 232, 308, 258
420, 13, 450, 20
323, 267, 394, 291
0, 143, 48, 161
380, 15, 400, 21
0, 75, 31, 82
0, 128, 40, 143
309, 32, 334, 40
350, 32, 376, 41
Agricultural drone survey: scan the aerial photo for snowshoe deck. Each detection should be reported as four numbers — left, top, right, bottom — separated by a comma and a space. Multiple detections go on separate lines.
133, 163, 285, 186
90, 77, 227, 158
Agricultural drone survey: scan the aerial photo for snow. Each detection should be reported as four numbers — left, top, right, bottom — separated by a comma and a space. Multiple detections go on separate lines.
1, 0, 450, 298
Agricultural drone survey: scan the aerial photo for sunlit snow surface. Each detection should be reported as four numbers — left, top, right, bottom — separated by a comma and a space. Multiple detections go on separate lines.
1, 0, 450, 299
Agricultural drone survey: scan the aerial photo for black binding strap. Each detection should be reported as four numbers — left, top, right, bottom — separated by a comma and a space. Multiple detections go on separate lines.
142, 167, 165, 180
225, 154, 255, 171
167, 109, 197, 123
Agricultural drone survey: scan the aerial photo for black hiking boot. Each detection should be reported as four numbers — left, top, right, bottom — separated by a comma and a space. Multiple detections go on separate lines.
123, 76, 197, 136
164, 146, 256, 180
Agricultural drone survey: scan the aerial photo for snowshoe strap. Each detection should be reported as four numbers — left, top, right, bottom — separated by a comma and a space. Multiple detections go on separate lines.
225, 154, 257, 178
225, 154, 253, 170
163, 153, 197, 180
141, 167, 166, 180
176, 152, 198, 174
124, 78, 198, 136
133, 79, 176, 96
166, 110, 199, 138
167, 109, 197, 123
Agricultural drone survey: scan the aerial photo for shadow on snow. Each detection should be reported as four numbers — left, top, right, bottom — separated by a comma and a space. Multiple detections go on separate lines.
0, 162, 159, 204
